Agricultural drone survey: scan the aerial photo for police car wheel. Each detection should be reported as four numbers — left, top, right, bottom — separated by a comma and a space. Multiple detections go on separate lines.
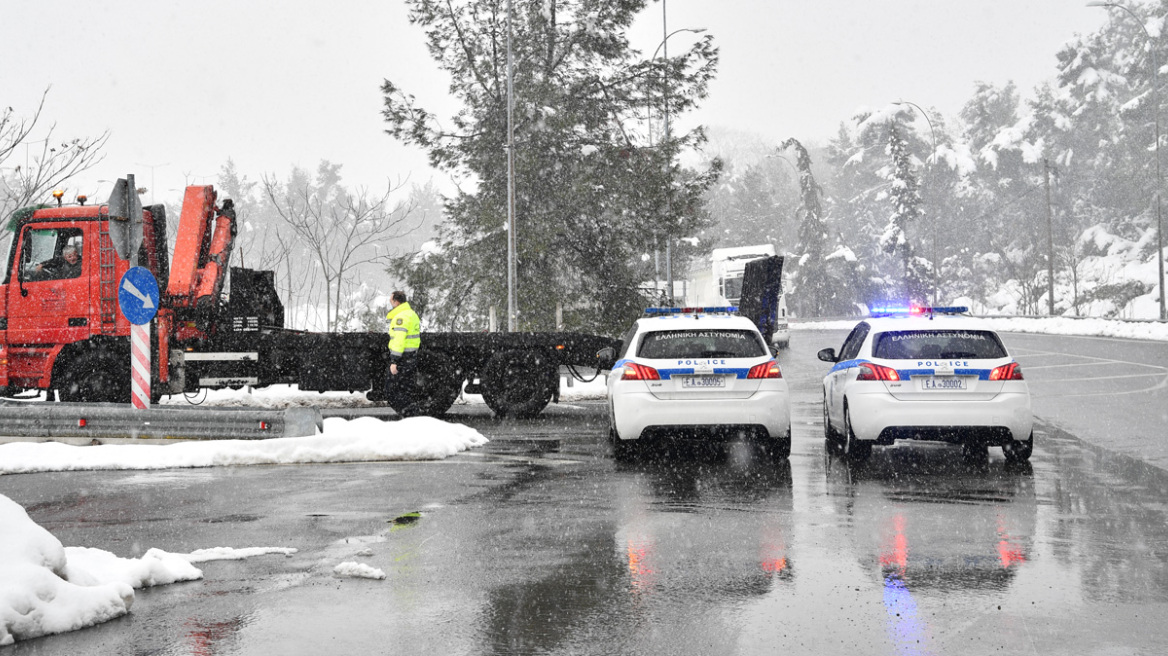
611, 428, 639, 462
823, 395, 838, 442
1003, 432, 1034, 463
758, 428, 791, 461
843, 405, 871, 462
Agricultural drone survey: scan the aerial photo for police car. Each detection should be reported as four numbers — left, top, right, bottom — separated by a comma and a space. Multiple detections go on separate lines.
818, 306, 1033, 463
605, 307, 792, 460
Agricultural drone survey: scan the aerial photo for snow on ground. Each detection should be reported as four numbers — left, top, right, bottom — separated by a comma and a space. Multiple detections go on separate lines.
333, 561, 387, 580
0, 494, 298, 645
0, 407, 492, 643
0, 416, 489, 475
793, 315, 1168, 342
158, 371, 609, 409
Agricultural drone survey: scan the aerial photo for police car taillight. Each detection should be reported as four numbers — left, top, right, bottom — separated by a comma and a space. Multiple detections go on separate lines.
856, 363, 900, 381
989, 362, 1023, 381
747, 360, 782, 379
621, 362, 660, 381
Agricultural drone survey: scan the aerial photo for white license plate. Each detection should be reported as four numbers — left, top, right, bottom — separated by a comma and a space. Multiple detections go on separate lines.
682, 375, 725, 389
921, 376, 967, 391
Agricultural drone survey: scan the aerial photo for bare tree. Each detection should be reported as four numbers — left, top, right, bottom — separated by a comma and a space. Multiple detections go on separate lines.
262, 168, 417, 332
1, 89, 109, 220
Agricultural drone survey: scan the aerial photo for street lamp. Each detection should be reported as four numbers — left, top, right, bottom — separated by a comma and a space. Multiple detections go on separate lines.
651, 4, 706, 306
1088, 1, 1166, 320
894, 101, 938, 306
506, 0, 517, 331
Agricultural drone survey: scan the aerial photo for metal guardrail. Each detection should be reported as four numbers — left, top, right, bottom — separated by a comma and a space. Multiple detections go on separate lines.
0, 401, 322, 440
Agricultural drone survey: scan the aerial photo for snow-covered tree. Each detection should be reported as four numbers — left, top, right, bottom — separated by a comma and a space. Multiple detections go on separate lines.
381, 0, 721, 334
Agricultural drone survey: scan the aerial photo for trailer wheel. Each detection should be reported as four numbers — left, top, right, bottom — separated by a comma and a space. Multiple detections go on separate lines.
57, 350, 129, 403
481, 350, 556, 418
390, 350, 461, 418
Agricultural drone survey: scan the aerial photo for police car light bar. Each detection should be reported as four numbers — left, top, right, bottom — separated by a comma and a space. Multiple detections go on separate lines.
643, 306, 739, 316
869, 305, 969, 317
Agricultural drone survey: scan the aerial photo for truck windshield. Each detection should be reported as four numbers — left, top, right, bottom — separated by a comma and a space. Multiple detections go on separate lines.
637, 329, 767, 359
872, 330, 1008, 360
0, 228, 14, 284
720, 276, 743, 304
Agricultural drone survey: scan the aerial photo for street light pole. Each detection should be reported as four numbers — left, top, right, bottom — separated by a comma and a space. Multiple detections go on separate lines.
506, 0, 518, 331
1089, 1, 1165, 320
646, 27, 702, 305
652, 2, 705, 306
894, 101, 938, 306
134, 162, 169, 206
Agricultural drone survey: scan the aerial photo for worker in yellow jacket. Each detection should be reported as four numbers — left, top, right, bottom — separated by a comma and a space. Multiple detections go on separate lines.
385, 290, 421, 414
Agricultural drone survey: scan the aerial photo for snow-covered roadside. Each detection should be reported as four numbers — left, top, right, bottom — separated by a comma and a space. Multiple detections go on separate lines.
0, 416, 489, 475
793, 315, 1168, 342
0, 494, 297, 645
156, 373, 610, 409
0, 415, 489, 644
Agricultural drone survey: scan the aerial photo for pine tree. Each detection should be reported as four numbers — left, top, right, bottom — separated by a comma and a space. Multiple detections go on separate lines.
381, 0, 720, 333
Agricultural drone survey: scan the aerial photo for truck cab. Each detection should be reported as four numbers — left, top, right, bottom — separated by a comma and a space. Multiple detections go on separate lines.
684, 244, 790, 350
0, 187, 220, 402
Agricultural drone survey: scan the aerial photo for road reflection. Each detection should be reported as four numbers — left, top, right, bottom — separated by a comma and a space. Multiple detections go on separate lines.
474, 447, 794, 655
819, 440, 1037, 655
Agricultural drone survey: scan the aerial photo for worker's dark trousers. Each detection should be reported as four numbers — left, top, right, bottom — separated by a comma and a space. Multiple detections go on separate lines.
386, 353, 418, 413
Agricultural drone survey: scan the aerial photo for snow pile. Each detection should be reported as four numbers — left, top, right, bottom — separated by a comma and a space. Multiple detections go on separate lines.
0, 496, 200, 645
62, 547, 201, 589
0, 416, 488, 475
185, 547, 297, 563
333, 562, 386, 580
0, 495, 135, 645
1, 494, 302, 645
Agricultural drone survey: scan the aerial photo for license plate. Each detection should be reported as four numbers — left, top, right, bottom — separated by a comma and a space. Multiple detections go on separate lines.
921, 376, 967, 390
682, 375, 725, 389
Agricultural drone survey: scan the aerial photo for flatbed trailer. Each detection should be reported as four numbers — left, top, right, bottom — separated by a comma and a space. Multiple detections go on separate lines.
188, 277, 617, 418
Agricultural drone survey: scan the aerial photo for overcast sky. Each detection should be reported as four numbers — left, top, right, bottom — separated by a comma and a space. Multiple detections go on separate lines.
5, 0, 1108, 207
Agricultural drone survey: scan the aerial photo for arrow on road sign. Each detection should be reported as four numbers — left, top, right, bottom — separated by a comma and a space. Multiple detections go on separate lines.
122, 279, 156, 309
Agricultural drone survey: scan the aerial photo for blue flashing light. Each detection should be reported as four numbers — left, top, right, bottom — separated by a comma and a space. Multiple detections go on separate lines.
869, 304, 970, 318
930, 306, 970, 314
644, 306, 739, 316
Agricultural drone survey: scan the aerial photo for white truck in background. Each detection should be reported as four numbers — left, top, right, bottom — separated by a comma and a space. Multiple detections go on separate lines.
685, 244, 790, 349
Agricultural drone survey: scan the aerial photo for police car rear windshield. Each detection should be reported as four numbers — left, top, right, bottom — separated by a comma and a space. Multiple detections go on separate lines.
637, 330, 767, 359
872, 330, 1007, 360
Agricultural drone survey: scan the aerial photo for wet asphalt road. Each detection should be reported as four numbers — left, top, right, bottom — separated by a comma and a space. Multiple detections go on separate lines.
3, 329, 1168, 655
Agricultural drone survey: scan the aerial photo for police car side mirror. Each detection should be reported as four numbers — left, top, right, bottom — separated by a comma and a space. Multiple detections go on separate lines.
817, 347, 838, 363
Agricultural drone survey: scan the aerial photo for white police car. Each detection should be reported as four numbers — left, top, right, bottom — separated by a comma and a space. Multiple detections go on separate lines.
818, 307, 1033, 463
604, 307, 792, 460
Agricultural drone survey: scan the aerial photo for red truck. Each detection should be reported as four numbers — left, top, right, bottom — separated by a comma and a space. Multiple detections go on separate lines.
1, 185, 617, 417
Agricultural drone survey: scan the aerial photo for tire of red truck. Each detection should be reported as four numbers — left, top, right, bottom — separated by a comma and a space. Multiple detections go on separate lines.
389, 350, 462, 418
55, 347, 130, 403
480, 350, 556, 419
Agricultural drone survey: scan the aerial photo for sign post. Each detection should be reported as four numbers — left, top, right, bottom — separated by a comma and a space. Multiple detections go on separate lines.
119, 267, 160, 409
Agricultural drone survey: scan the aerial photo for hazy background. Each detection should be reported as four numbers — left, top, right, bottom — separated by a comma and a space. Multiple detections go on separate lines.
5, 0, 1107, 206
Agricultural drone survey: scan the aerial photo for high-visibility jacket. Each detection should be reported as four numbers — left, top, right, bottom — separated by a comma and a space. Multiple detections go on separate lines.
386, 302, 421, 359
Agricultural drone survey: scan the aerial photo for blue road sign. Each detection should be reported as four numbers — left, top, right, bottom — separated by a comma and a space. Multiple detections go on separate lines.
118, 267, 160, 325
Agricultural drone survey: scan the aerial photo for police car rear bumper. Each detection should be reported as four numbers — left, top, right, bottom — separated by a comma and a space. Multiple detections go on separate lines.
612, 389, 791, 441
845, 390, 1032, 443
